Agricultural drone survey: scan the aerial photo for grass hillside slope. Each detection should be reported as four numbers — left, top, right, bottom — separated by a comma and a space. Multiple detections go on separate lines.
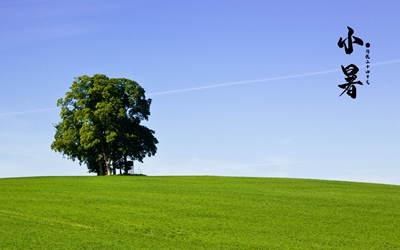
0, 176, 399, 249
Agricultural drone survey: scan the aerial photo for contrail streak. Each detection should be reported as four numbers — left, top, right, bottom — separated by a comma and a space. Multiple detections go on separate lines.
1, 59, 399, 116
0, 107, 58, 117
148, 59, 400, 96
148, 68, 340, 96
369, 58, 400, 66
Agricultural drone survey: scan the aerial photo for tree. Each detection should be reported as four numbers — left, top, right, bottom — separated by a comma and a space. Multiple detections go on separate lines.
51, 74, 158, 175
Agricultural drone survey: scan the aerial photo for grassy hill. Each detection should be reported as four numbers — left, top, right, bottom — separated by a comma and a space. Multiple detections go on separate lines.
0, 176, 399, 249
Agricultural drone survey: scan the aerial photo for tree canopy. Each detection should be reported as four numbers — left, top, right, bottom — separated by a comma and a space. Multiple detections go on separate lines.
51, 74, 158, 175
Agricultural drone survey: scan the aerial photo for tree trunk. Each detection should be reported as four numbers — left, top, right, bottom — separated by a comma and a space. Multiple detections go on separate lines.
99, 161, 104, 176
105, 158, 111, 175
112, 162, 116, 175
123, 155, 128, 175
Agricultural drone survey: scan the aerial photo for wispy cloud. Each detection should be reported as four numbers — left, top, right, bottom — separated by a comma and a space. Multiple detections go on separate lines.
148, 59, 400, 96
0, 0, 131, 50
0, 108, 58, 117
188, 157, 297, 177
1, 59, 399, 116
148, 68, 341, 96
0, 149, 47, 160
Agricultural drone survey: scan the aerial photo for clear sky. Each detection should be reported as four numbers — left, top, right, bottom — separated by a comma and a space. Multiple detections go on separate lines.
1, 0, 399, 185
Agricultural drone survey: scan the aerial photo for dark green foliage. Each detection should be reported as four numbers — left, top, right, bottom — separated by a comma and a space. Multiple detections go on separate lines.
51, 74, 158, 175
0, 176, 399, 249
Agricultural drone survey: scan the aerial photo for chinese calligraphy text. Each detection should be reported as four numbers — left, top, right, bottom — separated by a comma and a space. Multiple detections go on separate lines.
337, 26, 370, 99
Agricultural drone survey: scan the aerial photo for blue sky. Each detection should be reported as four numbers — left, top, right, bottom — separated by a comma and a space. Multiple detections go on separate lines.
1, 0, 399, 185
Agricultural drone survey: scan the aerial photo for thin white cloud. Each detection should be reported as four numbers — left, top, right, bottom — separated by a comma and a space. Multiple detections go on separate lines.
1, 58, 399, 117
369, 58, 400, 66
148, 68, 341, 96
0, 0, 132, 50
148, 58, 400, 96
0, 149, 47, 160
0, 108, 58, 117
182, 157, 297, 176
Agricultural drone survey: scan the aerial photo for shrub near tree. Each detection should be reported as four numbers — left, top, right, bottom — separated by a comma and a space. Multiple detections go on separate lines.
51, 74, 158, 175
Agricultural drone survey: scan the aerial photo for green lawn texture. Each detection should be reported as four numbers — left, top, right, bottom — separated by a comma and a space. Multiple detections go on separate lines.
0, 176, 399, 249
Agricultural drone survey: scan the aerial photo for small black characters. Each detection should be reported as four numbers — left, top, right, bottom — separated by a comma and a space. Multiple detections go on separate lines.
365, 44, 371, 85
337, 26, 370, 99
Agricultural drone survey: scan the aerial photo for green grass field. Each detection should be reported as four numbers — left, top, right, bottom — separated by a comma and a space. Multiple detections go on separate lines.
0, 176, 399, 249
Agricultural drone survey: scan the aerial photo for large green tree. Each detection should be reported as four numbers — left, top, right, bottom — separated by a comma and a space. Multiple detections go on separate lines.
51, 74, 158, 175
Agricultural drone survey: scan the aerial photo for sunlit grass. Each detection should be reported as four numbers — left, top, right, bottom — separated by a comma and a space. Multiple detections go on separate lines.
0, 176, 399, 249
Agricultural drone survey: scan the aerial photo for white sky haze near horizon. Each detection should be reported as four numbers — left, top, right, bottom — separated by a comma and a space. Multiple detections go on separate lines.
0, 0, 399, 185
